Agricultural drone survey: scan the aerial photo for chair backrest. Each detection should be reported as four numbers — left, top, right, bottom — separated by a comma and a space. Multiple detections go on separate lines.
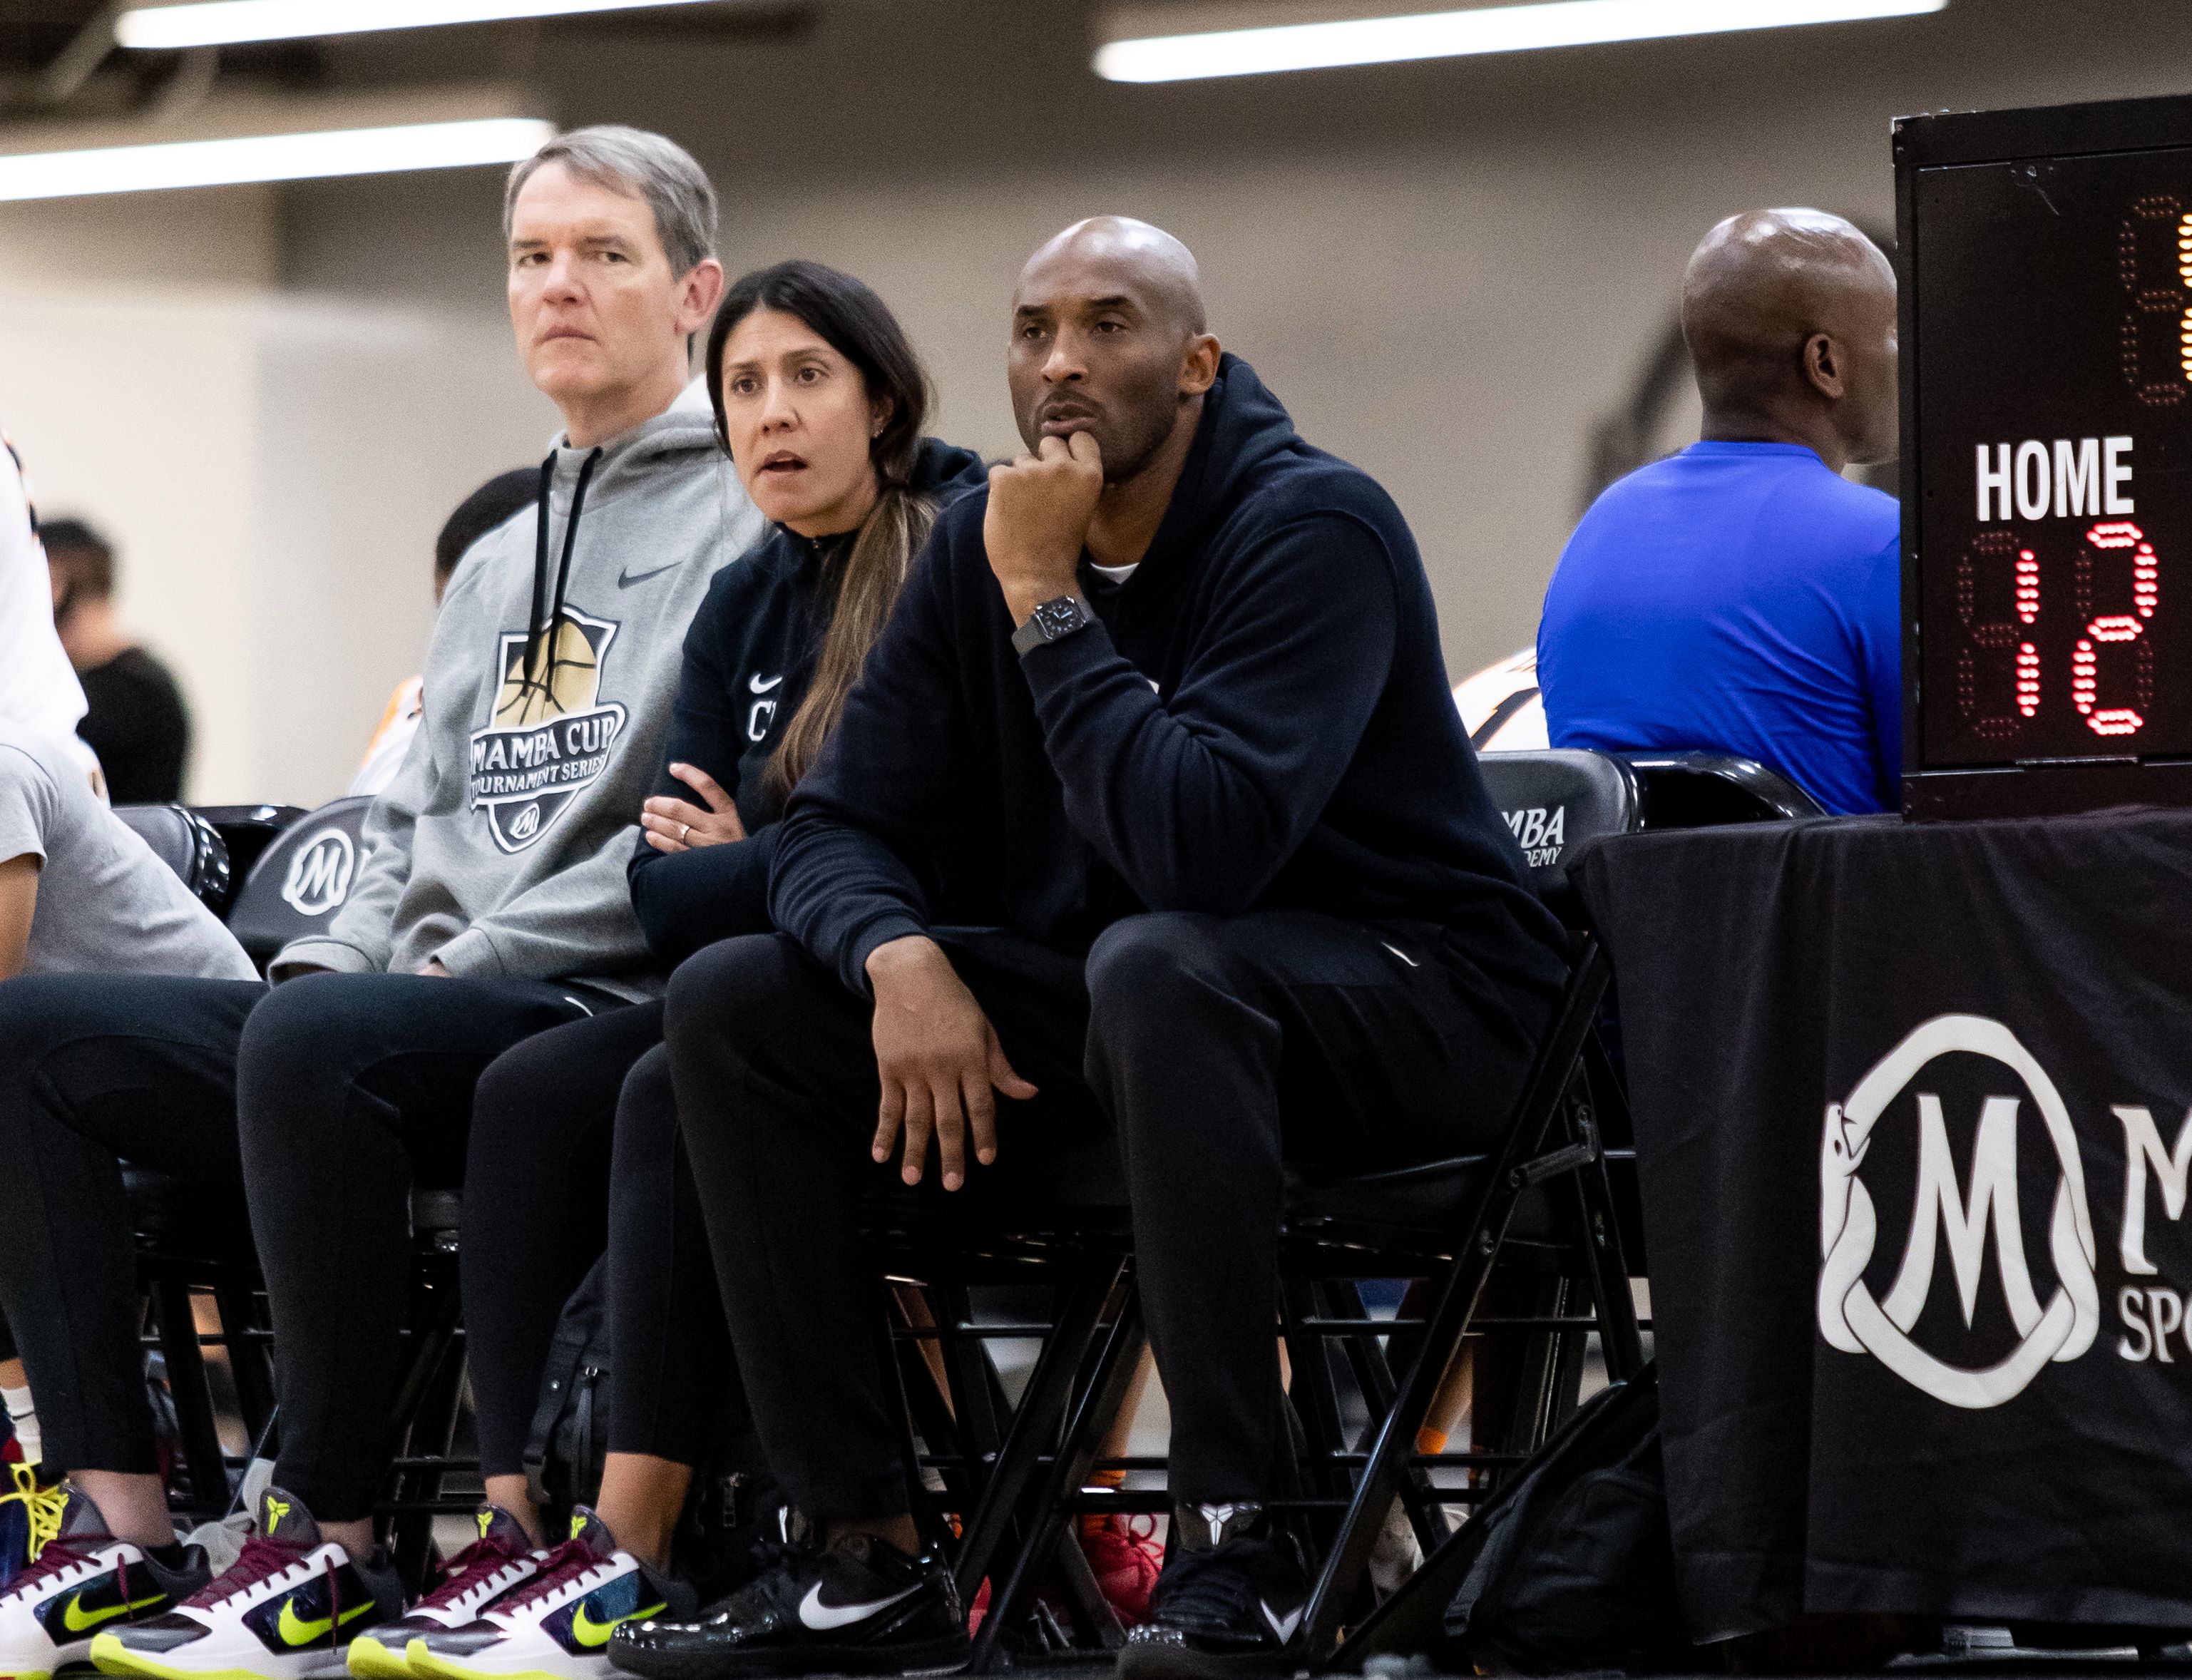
224, 795, 374, 968
191, 803, 309, 886
1477, 749, 1643, 896
1618, 752, 1825, 828
113, 803, 233, 915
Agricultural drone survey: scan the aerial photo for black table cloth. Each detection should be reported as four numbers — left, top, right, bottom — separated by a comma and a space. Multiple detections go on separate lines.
1576, 809, 2192, 1641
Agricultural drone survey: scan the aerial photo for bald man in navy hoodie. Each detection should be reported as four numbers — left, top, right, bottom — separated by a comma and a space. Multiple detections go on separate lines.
635, 218, 1569, 1680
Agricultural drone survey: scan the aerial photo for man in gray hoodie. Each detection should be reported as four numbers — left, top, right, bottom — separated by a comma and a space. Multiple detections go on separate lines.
0, 126, 763, 1674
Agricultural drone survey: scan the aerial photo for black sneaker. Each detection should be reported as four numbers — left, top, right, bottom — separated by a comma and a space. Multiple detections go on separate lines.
1120, 1503, 1307, 1679
608, 1515, 966, 1679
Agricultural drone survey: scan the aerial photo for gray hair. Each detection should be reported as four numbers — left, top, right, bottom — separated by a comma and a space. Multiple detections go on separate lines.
504, 125, 719, 276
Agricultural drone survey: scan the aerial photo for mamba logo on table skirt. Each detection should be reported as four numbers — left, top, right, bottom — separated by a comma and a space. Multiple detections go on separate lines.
1818, 1015, 2100, 1408
469, 608, 628, 854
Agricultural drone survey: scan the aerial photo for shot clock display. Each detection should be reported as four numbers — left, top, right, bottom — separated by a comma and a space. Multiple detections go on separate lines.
1900, 94, 2192, 819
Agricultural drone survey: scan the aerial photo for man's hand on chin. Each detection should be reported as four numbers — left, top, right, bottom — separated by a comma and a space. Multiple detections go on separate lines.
419, 958, 451, 978
984, 431, 1104, 624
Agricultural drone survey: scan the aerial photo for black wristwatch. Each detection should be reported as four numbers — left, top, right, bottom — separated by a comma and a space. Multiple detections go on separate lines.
1011, 593, 1096, 657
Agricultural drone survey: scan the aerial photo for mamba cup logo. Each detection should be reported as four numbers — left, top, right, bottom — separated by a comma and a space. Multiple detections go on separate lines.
1818, 1014, 2100, 1408
468, 607, 628, 855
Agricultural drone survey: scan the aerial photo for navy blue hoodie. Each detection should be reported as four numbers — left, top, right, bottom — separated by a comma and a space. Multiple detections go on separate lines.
627, 437, 987, 962
770, 355, 1569, 1030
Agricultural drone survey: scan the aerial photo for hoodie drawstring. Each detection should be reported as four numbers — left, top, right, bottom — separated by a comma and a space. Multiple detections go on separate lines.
520, 444, 603, 714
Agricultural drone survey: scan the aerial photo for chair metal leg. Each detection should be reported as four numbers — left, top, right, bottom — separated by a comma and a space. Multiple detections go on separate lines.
150, 1275, 229, 1512
1281, 1277, 1354, 1557
951, 1254, 1127, 1608
212, 1278, 275, 1447
1571, 1054, 1646, 1383
967, 1286, 1145, 1674
1296, 942, 1612, 1664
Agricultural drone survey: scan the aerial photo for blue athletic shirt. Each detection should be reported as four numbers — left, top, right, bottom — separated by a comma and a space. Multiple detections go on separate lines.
1536, 440, 1901, 816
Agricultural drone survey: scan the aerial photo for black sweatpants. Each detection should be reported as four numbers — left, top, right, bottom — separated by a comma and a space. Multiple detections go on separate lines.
0, 970, 605, 1515
667, 911, 1551, 1520
462, 1003, 739, 1482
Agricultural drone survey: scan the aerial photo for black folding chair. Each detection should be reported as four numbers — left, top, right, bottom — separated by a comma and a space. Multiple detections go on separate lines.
859, 1132, 1135, 1660
954, 750, 1650, 1670
1621, 751, 1825, 826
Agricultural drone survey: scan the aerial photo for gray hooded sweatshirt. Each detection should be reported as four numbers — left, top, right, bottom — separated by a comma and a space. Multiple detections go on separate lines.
275, 380, 765, 998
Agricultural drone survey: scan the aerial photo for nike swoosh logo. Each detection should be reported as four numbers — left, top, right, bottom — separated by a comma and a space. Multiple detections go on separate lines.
276, 1597, 374, 1646
570, 1598, 665, 1648
748, 672, 783, 693
63, 1589, 165, 1633
1261, 1600, 1302, 1642
797, 1581, 920, 1632
617, 561, 681, 589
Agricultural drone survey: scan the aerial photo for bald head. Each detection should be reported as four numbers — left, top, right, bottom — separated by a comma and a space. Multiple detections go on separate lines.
1008, 215, 1221, 483
1019, 215, 1207, 336
1682, 208, 1899, 469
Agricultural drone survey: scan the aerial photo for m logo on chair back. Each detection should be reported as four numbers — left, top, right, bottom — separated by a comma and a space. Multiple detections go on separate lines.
225, 797, 375, 970
280, 828, 355, 916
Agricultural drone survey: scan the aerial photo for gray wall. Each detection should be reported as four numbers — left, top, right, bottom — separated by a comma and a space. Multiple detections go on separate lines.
277, 0, 2192, 684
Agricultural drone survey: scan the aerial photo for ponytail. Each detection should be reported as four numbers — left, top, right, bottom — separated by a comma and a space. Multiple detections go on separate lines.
766, 478, 935, 796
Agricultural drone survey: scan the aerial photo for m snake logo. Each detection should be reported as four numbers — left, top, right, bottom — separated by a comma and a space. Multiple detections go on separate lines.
1818, 1015, 2100, 1408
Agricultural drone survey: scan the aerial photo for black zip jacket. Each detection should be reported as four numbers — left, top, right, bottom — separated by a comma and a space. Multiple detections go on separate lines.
627, 438, 988, 963
770, 354, 1570, 1033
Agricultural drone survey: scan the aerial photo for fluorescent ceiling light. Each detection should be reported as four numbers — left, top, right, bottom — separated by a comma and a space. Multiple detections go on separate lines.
116, 0, 724, 51
0, 116, 554, 201
1095, 0, 1946, 81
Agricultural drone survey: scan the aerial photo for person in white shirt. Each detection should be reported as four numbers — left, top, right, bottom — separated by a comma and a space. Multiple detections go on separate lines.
0, 440, 95, 784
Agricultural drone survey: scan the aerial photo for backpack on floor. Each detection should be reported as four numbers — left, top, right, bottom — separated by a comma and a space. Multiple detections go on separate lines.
524, 1259, 612, 1517
522, 1256, 782, 1599
1442, 1361, 1692, 1675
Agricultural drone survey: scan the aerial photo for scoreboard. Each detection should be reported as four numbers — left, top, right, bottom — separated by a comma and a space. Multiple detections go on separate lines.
1901, 94, 2192, 819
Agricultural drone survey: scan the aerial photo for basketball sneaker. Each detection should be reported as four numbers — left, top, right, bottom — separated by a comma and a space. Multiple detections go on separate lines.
1119, 1502, 1307, 1679
347, 1507, 546, 1680
608, 1515, 966, 1679
0, 1483, 208, 1680
91, 1484, 403, 1680
406, 1510, 691, 1680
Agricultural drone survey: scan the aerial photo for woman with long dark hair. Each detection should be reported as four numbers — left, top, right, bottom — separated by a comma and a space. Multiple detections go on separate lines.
379, 264, 985, 1680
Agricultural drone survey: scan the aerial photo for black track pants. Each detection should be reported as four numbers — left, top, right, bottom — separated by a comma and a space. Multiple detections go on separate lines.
463, 1003, 739, 1481
235, 972, 610, 1520
667, 912, 1548, 1518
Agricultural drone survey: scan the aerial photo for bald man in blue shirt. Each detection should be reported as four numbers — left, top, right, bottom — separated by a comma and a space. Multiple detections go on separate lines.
1538, 208, 1902, 816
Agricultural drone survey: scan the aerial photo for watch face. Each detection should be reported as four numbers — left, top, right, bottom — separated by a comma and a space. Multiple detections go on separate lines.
1038, 599, 1080, 636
